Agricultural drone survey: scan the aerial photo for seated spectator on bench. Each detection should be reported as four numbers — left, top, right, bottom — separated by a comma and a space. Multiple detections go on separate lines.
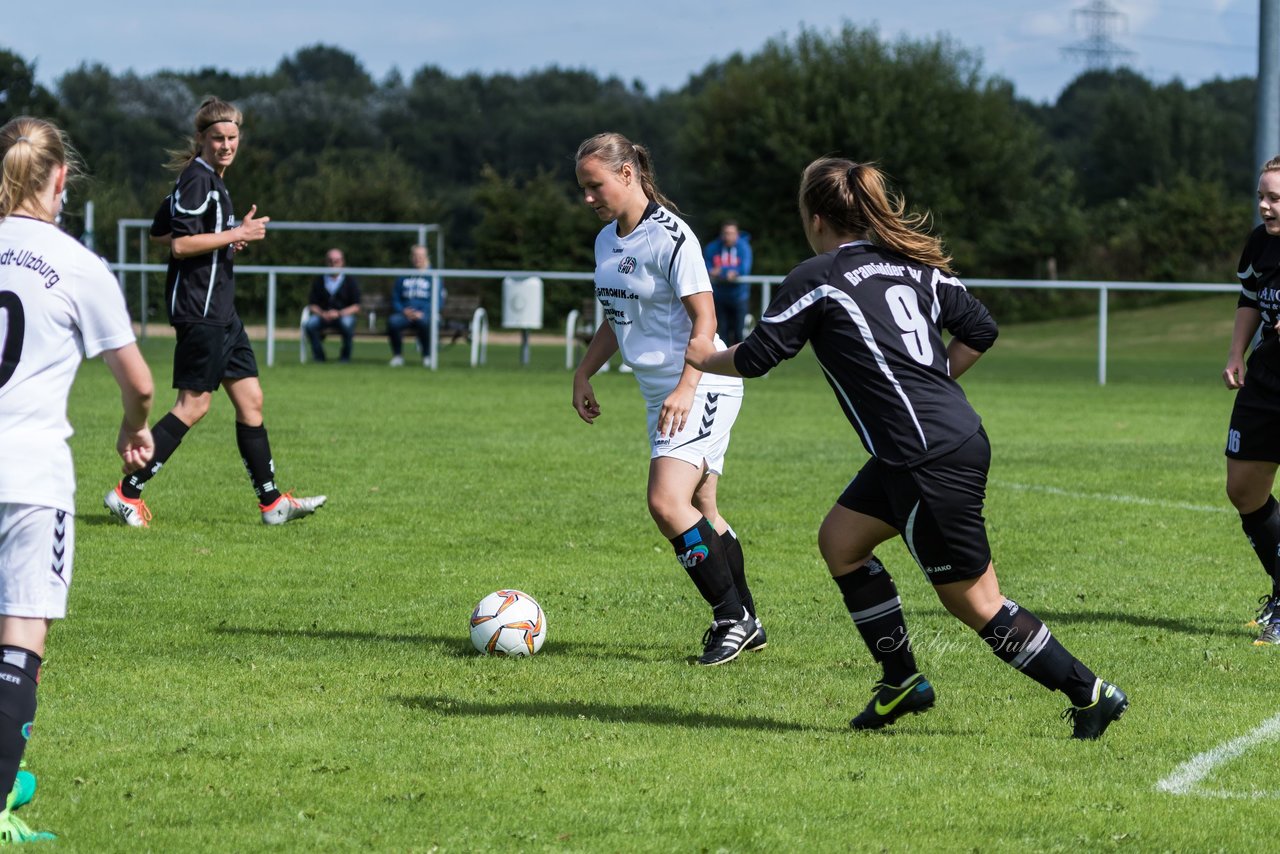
388, 244, 446, 367
305, 247, 361, 363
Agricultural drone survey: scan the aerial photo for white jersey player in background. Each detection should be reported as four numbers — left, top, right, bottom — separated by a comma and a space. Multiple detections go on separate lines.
571, 132, 762, 666
0, 117, 154, 841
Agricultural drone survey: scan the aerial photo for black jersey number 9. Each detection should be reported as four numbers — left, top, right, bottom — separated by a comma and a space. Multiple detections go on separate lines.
884, 285, 934, 366
0, 291, 25, 389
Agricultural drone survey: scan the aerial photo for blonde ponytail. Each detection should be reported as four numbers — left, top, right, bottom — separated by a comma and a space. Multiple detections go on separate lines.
0, 117, 77, 222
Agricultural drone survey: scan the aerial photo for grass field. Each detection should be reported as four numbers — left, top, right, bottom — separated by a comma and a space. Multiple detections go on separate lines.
36, 294, 1276, 850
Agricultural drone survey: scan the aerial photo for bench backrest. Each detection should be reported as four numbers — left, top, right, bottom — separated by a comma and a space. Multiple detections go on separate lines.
442, 294, 481, 320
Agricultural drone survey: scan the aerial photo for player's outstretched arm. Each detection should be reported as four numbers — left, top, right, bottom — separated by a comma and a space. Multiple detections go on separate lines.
685, 336, 742, 377
102, 343, 155, 473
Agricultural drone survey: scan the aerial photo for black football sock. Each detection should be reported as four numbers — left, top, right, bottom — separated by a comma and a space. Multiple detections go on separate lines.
833, 556, 917, 686
1239, 496, 1280, 592
721, 525, 756, 618
0, 648, 40, 805
235, 421, 282, 505
121, 412, 189, 498
671, 518, 744, 623
978, 599, 1098, 707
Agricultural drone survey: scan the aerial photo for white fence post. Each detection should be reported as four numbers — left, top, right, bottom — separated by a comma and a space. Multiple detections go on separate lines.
116, 220, 126, 300
266, 271, 277, 368
565, 309, 580, 370
138, 234, 149, 342
1098, 285, 1108, 386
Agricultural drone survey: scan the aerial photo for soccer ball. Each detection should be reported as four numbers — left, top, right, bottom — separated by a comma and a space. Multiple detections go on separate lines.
469, 590, 546, 656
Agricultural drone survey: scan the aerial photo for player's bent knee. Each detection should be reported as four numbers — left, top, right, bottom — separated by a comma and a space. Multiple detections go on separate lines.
645, 498, 681, 531
174, 395, 212, 424
823, 553, 876, 577
1228, 482, 1267, 513
1226, 460, 1278, 510
1226, 479, 1271, 513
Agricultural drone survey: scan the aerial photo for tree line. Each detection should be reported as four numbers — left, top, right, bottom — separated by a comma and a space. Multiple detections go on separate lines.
0, 26, 1256, 324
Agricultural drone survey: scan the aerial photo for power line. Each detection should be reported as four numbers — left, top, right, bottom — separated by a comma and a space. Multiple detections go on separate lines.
1132, 32, 1256, 50
1143, 0, 1254, 20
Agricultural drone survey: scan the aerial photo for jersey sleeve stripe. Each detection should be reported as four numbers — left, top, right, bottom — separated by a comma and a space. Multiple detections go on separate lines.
665, 233, 687, 284
173, 190, 219, 217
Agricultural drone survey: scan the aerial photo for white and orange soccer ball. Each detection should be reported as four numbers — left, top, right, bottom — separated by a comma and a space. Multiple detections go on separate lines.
469, 590, 546, 656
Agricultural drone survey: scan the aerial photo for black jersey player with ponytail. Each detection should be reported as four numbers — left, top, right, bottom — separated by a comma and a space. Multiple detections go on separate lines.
102, 97, 326, 528
687, 157, 1128, 739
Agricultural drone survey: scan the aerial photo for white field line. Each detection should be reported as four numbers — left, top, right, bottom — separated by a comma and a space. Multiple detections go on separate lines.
1156, 713, 1280, 798
991, 481, 1231, 515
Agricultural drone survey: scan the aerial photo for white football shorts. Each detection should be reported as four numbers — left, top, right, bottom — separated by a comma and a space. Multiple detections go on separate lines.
646, 387, 743, 475
0, 504, 73, 619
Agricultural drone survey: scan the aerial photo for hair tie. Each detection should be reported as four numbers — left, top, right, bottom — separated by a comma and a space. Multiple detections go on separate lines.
14, 136, 30, 143
846, 164, 862, 184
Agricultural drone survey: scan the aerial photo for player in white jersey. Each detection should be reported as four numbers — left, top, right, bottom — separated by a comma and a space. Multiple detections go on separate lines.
0, 117, 155, 841
572, 132, 762, 666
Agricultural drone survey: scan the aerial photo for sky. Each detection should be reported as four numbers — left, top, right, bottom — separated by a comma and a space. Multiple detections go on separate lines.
3, 0, 1261, 104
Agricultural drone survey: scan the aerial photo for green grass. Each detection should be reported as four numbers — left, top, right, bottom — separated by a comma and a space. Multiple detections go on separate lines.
38, 294, 1273, 850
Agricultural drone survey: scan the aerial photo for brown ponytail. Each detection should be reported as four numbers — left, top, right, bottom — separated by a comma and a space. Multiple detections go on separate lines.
799, 157, 953, 273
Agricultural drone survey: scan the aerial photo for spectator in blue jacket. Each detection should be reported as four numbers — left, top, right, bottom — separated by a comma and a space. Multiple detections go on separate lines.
388, 244, 445, 367
704, 221, 753, 345
305, 247, 361, 362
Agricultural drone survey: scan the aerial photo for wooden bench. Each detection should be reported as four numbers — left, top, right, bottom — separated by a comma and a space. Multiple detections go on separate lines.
298, 292, 393, 363
299, 292, 489, 365
440, 294, 482, 345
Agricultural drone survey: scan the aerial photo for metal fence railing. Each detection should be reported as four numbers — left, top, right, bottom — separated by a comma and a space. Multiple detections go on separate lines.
108, 261, 1236, 384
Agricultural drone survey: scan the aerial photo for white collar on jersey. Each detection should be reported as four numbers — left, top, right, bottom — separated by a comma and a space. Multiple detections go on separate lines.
193, 157, 217, 174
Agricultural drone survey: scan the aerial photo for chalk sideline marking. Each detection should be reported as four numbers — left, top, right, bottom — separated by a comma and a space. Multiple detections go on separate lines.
1156, 712, 1280, 798
991, 481, 1230, 515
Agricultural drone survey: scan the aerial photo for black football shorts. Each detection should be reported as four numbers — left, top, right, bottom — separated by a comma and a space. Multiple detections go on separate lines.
172, 317, 259, 392
838, 428, 993, 585
1226, 370, 1280, 464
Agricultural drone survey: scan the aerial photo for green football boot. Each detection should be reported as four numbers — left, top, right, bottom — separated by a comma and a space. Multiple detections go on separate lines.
5, 771, 34, 812
0, 808, 54, 844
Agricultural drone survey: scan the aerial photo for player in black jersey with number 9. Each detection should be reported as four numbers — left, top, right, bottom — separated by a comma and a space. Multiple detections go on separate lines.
687, 157, 1128, 738
1224, 155, 1280, 645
